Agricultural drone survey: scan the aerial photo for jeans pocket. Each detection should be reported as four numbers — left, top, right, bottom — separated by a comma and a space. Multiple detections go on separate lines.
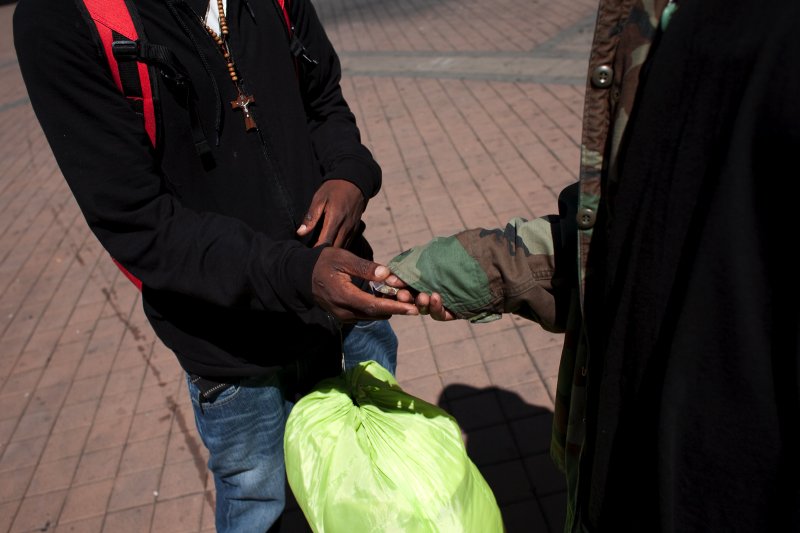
203, 382, 240, 407
353, 319, 381, 330
187, 373, 241, 409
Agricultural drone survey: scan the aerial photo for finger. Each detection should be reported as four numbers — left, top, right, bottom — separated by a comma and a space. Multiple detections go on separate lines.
325, 211, 357, 248
414, 292, 431, 316
368, 295, 420, 318
297, 201, 325, 236
331, 226, 349, 248
320, 248, 386, 285
333, 286, 419, 321
383, 274, 407, 288
339, 229, 353, 250
414, 292, 431, 307
395, 289, 416, 303
340, 255, 392, 284
428, 292, 453, 321
429, 292, 443, 320
372, 264, 391, 281
313, 215, 337, 247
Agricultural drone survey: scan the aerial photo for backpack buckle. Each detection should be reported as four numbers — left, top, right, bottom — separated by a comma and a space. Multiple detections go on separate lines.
289, 35, 318, 66
111, 39, 140, 61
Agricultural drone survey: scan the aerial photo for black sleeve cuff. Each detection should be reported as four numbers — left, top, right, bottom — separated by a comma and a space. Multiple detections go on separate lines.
322, 156, 382, 199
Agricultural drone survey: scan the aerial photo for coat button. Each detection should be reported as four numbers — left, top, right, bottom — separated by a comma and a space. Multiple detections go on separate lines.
576, 207, 596, 229
590, 65, 613, 88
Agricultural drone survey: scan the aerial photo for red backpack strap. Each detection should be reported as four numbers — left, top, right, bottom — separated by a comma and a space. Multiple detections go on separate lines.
78, 0, 151, 291
81, 0, 157, 148
276, 0, 292, 35
274, 0, 318, 70
111, 258, 143, 291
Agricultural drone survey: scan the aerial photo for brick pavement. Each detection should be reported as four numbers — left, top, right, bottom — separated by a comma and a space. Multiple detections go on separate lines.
0, 0, 597, 531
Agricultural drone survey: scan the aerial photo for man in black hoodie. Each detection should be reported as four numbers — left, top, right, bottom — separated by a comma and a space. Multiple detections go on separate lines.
13, 0, 418, 530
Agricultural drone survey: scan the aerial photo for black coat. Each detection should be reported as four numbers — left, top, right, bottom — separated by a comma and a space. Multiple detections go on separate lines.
583, 0, 800, 529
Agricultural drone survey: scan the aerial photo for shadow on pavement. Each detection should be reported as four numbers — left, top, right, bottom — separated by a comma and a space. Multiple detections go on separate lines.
440, 384, 567, 533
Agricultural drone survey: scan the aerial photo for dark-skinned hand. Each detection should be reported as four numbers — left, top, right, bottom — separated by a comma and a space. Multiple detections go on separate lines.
383, 274, 456, 321
312, 247, 420, 323
297, 179, 366, 247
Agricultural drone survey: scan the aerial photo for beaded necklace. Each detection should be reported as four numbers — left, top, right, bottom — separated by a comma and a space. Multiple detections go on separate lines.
202, 0, 257, 131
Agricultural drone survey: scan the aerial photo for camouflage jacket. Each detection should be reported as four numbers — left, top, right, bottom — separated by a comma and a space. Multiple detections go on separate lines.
388, 0, 670, 530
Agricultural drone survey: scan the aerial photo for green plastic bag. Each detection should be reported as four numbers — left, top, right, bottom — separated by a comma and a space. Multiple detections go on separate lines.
284, 361, 504, 533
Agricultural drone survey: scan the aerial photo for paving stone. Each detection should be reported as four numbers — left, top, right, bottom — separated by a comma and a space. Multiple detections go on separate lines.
0, 0, 595, 529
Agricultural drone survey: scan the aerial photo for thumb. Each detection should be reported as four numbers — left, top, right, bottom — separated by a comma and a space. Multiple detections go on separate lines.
334, 251, 390, 282
297, 203, 324, 236
373, 264, 390, 281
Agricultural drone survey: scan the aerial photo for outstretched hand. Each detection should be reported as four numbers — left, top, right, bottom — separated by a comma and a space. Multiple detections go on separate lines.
312, 247, 419, 323
383, 274, 456, 321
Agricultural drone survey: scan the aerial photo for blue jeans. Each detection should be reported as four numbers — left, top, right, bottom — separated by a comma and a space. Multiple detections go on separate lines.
187, 319, 397, 532
188, 372, 290, 533
342, 318, 398, 374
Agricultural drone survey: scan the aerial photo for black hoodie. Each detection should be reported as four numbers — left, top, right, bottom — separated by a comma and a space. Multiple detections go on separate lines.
13, 0, 382, 379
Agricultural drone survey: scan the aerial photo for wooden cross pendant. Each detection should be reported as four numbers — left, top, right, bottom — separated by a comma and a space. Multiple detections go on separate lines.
231, 90, 257, 131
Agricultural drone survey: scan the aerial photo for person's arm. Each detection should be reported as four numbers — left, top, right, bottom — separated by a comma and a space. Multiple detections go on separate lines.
13, 0, 415, 322
291, 0, 380, 248
386, 185, 579, 332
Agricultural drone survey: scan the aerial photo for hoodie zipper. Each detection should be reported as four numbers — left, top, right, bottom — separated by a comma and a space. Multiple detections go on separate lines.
184, 0, 299, 228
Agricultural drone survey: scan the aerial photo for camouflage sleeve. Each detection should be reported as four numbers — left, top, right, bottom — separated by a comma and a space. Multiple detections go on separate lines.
388, 213, 570, 332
